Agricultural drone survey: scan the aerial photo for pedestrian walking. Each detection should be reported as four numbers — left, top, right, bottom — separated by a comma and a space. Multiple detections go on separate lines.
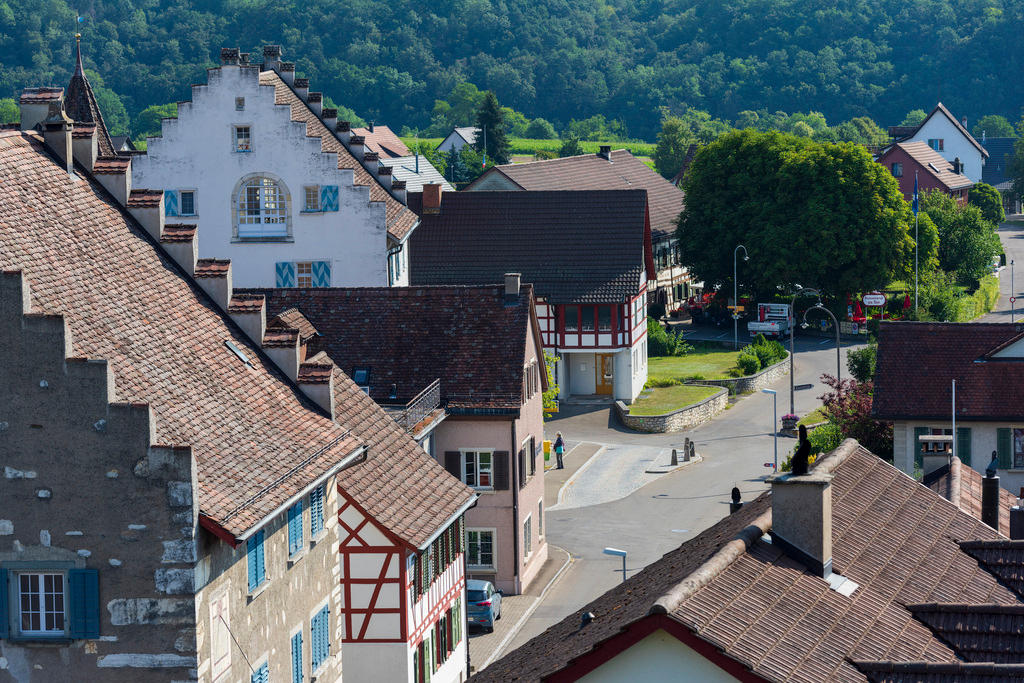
554, 432, 565, 469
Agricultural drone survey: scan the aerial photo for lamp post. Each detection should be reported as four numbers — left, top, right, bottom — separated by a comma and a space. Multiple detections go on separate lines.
1012, 259, 1016, 324
603, 547, 628, 583
802, 303, 841, 381
788, 287, 821, 415
761, 389, 778, 471
733, 245, 749, 350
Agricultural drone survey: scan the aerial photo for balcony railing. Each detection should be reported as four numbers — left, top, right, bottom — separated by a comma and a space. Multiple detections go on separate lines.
394, 378, 442, 432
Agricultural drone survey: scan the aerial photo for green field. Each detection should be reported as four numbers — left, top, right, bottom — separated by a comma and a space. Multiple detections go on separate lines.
400, 137, 655, 159
647, 347, 742, 383
629, 384, 720, 416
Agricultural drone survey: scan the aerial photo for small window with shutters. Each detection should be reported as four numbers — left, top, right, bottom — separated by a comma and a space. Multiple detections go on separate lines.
0, 567, 100, 641
288, 500, 304, 557
291, 629, 304, 683
309, 485, 325, 539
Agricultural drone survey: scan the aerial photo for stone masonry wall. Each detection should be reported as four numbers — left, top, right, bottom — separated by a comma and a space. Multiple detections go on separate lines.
689, 355, 790, 395
615, 387, 728, 433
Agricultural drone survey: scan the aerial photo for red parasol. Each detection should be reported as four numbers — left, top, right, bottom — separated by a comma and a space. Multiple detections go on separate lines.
903, 293, 911, 310
854, 300, 863, 318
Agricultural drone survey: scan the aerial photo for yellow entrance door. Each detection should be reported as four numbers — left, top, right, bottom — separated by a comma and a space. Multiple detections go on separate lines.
596, 354, 614, 395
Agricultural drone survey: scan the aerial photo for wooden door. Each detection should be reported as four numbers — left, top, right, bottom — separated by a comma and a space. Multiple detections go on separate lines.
596, 354, 614, 395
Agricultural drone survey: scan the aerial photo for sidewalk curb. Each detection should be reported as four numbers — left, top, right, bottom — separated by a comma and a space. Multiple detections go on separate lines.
549, 444, 607, 510
478, 545, 574, 672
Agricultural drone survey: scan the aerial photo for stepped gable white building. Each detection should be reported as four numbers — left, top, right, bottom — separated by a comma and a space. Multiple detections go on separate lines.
132, 46, 420, 289
5, 77, 473, 682
887, 103, 989, 183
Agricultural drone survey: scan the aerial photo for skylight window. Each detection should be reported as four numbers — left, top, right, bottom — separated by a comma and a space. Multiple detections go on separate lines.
352, 367, 370, 386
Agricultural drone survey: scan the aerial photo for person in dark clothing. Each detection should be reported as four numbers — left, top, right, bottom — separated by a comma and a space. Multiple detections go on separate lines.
554, 432, 565, 469
792, 424, 811, 475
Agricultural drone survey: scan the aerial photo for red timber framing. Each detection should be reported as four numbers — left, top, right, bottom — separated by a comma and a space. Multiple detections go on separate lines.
548, 287, 647, 351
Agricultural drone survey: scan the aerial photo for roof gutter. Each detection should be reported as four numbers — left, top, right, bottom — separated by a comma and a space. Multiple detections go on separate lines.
232, 443, 368, 543
417, 492, 478, 551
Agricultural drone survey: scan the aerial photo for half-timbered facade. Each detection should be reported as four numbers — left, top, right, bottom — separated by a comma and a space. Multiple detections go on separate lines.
409, 188, 655, 401
249, 281, 551, 596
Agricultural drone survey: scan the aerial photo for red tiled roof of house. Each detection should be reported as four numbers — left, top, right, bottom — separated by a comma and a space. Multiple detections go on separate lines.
92, 156, 131, 174
0, 130, 360, 537
889, 141, 974, 191
20, 87, 63, 104
477, 440, 1020, 682
258, 70, 418, 242
241, 284, 539, 408
923, 456, 1019, 536
161, 224, 198, 244
468, 149, 685, 241
873, 322, 1024, 421
194, 258, 231, 277
408, 190, 654, 304
126, 188, 162, 207
959, 540, 1024, 599
269, 307, 319, 343
352, 124, 410, 158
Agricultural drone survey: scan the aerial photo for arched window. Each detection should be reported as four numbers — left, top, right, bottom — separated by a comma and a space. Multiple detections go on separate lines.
234, 175, 290, 239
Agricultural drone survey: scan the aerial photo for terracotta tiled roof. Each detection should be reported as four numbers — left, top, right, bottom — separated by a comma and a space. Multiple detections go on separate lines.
65, 39, 116, 158
194, 258, 231, 277
257, 69, 418, 242
126, 188, 162, 207
242, 285, 537, 408
874, 322, 1024, 420
478, 441, 1020, 682
19, 87, 63, 104
262, 327, 299, 347
227, 293, 264, 313
92, 156, 131, 174
408, 190, 653, 304
71, 123, 96, 139
269, 307, 318, 343
924, 456, 1019, 536
906, 603, 1024, 663
297, 361, 333, 384
0, 131, 360, 537
852, 660, 1024, 682
161, 224, 198, 244
470, 149, 685, 240
352, 124, 410, 158
888, 141, 974, 191
892, 103, 989, 158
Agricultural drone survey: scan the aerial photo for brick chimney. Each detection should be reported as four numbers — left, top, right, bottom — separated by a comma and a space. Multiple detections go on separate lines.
377, 164, 393, 190
768, 469, 833, 577
422, 183, 442, 215
598, 145, 612, 161
294, 78, 309, 101
322, 107, 338, 131
220, 48, 240, 66
307, 92, 322, 117
279, 62, 296, 86
262, 45, 283, 72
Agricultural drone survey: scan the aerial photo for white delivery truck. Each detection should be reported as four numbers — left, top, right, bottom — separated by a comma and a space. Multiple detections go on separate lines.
747, 303, 792, 337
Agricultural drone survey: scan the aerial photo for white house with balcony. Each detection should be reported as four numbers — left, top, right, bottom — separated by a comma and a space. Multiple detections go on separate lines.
132, 46, 419, 289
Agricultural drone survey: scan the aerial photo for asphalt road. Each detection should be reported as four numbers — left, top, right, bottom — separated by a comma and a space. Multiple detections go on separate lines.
502, 333, 861, 654
978, 219, 1024, 323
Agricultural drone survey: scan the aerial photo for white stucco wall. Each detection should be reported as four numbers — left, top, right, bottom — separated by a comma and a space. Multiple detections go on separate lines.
568, 352, 598, 395
578, 628, 740, 682
911, 114, 984, 182
131, 65, 388, 288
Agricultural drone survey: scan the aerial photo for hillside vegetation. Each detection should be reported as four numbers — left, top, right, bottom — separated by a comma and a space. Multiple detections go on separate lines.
2, 0, 1022, 139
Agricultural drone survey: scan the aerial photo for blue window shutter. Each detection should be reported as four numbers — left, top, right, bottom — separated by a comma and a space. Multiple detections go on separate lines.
311, 261, 331, 288
320, 185, 339, 211
288, 501, 303, 555
292, 630, 304, 683
67, 568, 100, 638
247, 535, 258, 590
0, 568, 8, 639
251, 662, 269, 683
310, 486, 324, 537
164, 190, 178, 217
311, 606, 328, 669
256, 531, 265, 586
276, 262, 296, 287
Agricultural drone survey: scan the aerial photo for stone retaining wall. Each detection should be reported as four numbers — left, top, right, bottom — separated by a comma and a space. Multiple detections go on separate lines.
615, 386, 728, 433
688, 354, 790, 394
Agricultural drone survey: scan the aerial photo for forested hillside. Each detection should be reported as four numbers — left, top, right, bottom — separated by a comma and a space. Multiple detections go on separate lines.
2, 0, 1022, 139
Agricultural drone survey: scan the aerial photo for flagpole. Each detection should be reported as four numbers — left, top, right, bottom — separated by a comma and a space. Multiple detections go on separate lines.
914, 170, 919, 318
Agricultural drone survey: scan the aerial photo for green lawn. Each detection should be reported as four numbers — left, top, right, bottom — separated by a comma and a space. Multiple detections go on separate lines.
648, 347, 742, 383
629, 384, 720, 416
798, 407, 829, 426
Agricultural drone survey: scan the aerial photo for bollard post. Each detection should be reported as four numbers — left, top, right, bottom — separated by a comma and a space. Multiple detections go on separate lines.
671, 449, 678, 466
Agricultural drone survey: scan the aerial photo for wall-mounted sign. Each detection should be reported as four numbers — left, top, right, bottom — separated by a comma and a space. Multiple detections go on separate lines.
862, 292, 887, 307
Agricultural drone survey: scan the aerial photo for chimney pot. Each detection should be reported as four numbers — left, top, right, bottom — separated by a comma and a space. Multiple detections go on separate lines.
422, 183, 442, 214
982, 468, 1001, 531
504, 273, 521, 299
768, 470, 833, 577
962, 115, 968, 127
1011, 506, 1024, 540
41, 101, 74, 175
369, 121, 375, 133
598, 145, 612, 160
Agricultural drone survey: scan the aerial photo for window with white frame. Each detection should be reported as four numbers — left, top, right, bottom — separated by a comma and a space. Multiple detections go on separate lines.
18, 572, 65, 635
304, 185, 320, 212
523, 515, 532, 558
237, 176, 288, 238
234, 125, 252, 151
4, 566, 99, 640
928, 138, 944, 151
180, 190, 196, 216
467, 529, 495, 568
463, 451, 493, 488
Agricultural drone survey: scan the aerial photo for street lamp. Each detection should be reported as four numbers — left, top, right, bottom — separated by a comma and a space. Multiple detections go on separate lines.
761, 389, 778, 471
802, 303, 841, 381
603, 547, 628, 583
1012, 259, 1016, 324
733, 245, 749, 350
789, 286, 821, 415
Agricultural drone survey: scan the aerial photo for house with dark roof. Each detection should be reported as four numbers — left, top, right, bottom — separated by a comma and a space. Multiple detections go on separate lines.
131, 45, 420, 289
874, 322, 1024, 494
981, 136, 1022, 214
409, 187, 656, 402
241, 278, 551, 595
466, 147, 695, 315
3, 88, 473, 682
887, 103, 989, 183
876, 140, 973, 205
475, 439, 1024, 682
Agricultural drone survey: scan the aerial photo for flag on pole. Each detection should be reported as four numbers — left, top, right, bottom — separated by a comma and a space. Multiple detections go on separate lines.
912, 171, 919, 216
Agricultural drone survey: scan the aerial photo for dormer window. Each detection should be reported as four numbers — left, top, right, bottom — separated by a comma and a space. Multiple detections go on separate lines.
234, 125, 251, 152
352, 367, 370, 388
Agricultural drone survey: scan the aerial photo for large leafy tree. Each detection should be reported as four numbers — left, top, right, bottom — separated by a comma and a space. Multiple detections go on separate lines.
653, 116, 692, 178
473, 91, 511, 166
677, 130, 914, 299
968, 182, 1006, 224
971, 114, 1016, 139
920, 190, 1001, 286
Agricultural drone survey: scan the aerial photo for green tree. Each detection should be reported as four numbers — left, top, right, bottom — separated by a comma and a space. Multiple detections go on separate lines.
968, 182, 1006, 224
473, 91, 511, 166
0, 97, 17, 124
447, 147, 469, 184
972, 114, 1016, 139
458, 145, 486, 183
565, 114, 628, 141
1009, 133, 1024, 204
900, 109, 928, 127
542, 351, 560, 417
558, 135, 583, 157
85, 69, 128, 135
653, 116, 692, 178
133, 103, 177, 138
501, 106, 529, 137
847, 341, 877, 382
920, 190, 1001, 287
677, 130, 914, 299
445, 82, 485, 126
524, 118, 556, 139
